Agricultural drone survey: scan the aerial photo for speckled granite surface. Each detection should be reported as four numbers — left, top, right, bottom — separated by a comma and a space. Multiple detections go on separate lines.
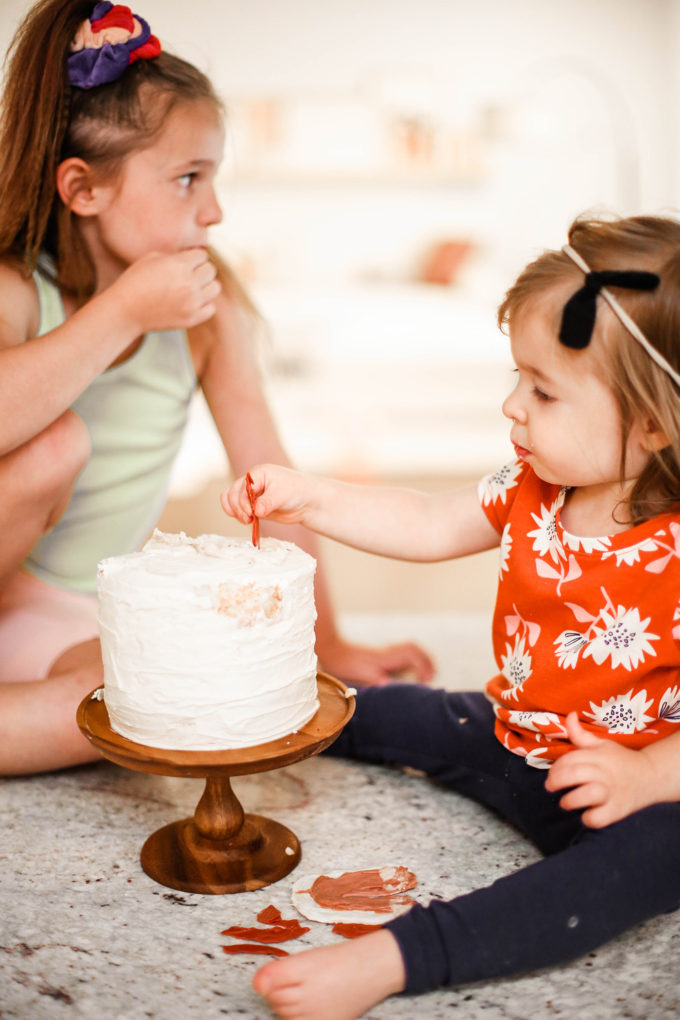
2, 613, 679, 1019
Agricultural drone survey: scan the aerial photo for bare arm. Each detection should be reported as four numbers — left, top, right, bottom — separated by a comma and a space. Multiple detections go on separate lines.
0, 250, 219, 455
223, 462, 500, 564
205, 299, 498, 564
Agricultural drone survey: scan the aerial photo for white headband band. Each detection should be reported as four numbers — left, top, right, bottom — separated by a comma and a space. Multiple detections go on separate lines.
561, 244, 680, 388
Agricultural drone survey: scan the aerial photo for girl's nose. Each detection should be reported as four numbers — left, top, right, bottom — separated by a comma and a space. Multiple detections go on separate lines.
502, 390, 527, 424
200, 187, 223, 227
502, 392, 519, 422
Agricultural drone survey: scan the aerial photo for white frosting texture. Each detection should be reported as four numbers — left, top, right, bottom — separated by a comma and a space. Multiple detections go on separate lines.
97, 530, 319, 750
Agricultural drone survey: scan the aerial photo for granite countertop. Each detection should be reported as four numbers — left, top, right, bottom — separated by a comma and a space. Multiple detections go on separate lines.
2, 614, 679, 1018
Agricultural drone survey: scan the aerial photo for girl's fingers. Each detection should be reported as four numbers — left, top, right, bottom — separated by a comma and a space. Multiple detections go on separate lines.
201, 279, 221, 302
545, 754, 590, 792
220, 483, 252, 523
581, 803, 620, 830
557, 780, 607, 813
565, 711, 603, 749
196, 263, 219, 290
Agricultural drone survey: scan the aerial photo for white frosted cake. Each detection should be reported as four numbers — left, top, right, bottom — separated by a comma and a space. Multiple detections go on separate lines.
96, 530, 319, 750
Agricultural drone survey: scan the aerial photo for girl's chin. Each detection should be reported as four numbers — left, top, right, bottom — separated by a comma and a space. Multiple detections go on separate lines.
523, 458, 551, 481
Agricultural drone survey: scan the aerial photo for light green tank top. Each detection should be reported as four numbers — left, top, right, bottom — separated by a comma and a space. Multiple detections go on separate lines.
24, 269, 198, 594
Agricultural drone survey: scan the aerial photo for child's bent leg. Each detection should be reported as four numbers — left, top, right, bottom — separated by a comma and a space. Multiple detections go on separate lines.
385, 801, 680, 992
329, 685, 502, 778
0, 637, 103, 775
326, 685, 569, 846
253, 804, 680, 1018
0, 568, 102, 773
0, 410, 90, 586
0, 569, 100, 683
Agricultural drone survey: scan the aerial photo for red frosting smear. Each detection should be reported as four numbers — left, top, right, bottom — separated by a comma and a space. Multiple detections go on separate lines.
257, 905, 284, 925
302, 867, 417, 914
222, 944, 289, 957
221, 921, 308, 944
332, 922, 383, 939
221, 905, 309, 948
256, 906, 302, 929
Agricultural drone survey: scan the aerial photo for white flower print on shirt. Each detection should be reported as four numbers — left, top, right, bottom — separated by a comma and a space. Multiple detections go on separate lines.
499, 523, 512, 577
500, 634, 533, 700
658, 686, 680, 724
598, 522, 680, 571
535, 554, 582, 597
527, 497, 566, 564
644, 521, 680, 574
554, 588, 659, 672
673, 603, 680, 643
506, 710, 566, 737
500, 732, 553, 768
582, 605, 658, 671
584, 688, 654, 734
601, 536, 662, 568
478, 460, 524, 507
525, 747, 553, 769
563, 532, 612, 555
500, 605, 540, 700
554, 630, 589, 669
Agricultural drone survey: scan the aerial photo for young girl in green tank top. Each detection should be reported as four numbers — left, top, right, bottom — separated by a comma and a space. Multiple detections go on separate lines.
0, 0, 434, 775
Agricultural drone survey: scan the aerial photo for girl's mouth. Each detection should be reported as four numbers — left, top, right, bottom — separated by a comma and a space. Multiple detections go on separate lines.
512, 441, 531, 460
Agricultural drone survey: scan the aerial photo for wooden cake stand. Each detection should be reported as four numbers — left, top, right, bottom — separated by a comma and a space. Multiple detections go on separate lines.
77, 673, 354, 895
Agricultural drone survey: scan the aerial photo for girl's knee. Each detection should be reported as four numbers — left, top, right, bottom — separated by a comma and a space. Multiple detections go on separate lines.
328, 685, 491, 773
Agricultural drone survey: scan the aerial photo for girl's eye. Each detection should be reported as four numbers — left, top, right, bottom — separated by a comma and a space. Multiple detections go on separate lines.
532, 386, 553, 402
178, 172, 196, 189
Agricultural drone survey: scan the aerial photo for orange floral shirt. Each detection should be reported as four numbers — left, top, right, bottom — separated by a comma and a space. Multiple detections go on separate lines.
479, 460, 680, 768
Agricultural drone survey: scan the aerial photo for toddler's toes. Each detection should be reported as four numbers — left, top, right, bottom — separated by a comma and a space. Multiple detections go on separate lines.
253, 958, 294, 995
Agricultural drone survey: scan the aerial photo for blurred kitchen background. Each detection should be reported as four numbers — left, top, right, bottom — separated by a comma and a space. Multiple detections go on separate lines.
2, 0, 679, 625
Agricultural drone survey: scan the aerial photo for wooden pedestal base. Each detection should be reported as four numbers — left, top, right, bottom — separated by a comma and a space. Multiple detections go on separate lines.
77, 673, 354, 895
141, 810, 300, 894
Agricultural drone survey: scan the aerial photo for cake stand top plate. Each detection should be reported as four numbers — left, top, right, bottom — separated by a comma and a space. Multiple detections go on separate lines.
77, 672, 355, 778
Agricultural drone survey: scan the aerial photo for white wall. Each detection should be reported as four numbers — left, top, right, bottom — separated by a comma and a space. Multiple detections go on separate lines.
1, 1, 677, 482
1, 0, 676, 287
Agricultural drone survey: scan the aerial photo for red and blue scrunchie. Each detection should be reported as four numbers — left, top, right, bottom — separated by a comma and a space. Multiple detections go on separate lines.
67, 2, 161, 90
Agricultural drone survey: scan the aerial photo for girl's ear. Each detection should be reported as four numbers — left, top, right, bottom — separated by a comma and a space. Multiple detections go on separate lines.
56, 158, 101, 217
641, 418, 671, 452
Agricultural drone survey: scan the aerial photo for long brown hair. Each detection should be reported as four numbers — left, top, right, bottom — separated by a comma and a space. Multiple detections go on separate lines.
0, 0, 252, 311
497, 214, 680, 524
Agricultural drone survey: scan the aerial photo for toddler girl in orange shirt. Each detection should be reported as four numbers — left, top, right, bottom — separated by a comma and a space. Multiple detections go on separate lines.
224, 214, 680, 1019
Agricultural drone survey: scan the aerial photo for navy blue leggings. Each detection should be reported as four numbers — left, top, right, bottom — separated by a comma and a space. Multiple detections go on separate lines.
326, 685, 680, 993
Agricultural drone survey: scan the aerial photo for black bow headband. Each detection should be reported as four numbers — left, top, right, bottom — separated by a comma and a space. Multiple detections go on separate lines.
559, 268, 660, 350
559, 244, 680, 386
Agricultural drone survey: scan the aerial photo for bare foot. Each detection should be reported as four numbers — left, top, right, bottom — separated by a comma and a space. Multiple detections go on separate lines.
253, 930, 406, 1020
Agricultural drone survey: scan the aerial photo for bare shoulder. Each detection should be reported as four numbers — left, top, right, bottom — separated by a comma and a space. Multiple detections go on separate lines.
0, 259, 39, 347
